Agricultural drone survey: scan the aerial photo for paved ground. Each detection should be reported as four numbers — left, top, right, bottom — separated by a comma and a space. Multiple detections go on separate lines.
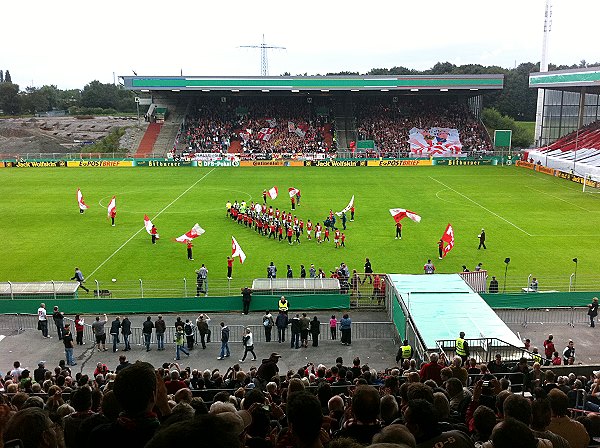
0, 311, 398, 377
1, 310, 597, 378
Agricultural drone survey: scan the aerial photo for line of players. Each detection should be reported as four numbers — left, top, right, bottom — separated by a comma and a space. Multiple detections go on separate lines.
226, 200, 347, 248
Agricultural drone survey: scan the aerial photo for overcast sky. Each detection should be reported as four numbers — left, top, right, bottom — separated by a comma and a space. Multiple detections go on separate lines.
4, 0, 599, 90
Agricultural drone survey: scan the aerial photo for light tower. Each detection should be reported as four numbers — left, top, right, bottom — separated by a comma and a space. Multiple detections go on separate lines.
239, 35, 286, 76
534, 0, 552, 146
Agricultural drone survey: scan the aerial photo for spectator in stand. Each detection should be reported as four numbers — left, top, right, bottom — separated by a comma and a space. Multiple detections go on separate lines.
420, 353, 444, 386
547, 388, 589, 448
335, 385, 383, 444
563, 340, 575, 365
276, 310, 288, 343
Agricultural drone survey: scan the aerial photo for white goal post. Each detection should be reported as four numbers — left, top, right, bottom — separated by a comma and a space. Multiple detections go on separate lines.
582, 173, 600, 193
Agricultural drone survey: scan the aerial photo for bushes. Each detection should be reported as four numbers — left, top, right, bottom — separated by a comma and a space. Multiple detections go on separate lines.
482, 108, 534, 149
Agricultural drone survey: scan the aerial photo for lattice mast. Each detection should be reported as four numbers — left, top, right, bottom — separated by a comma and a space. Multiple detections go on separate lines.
239, 35, 286, 76
535, 0, 552, 146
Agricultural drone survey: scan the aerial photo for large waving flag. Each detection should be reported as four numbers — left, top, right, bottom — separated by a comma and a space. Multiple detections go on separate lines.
440, 223, 455, 258
267, 186, 278, 200
231, 236, 246, 264
336, 195, 354, 216
77, 188, 88, 211
144, 215, 159, 238
389, 208, 422, 223
175, 223, 205, 243
288, 187, 300, 198
107, 196, 116, 217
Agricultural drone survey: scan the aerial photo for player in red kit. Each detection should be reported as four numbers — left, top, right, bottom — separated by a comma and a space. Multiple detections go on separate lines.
227, 256, 234, 279
315, 223, 322, 243
324, 227, 330, 242
341, 233, 346, 247
287, 225, 293, 245
306, 220, 313, 240
334, 229, 341, 248
350, 205, 355, 221
395, 221, 402, 239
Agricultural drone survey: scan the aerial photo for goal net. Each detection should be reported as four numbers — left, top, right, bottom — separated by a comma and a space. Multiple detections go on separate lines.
582, 173, 600, 193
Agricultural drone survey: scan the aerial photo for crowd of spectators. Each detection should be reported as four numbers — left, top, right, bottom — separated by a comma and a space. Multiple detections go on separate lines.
172, 97, 335, 159
2, 347, 599, 448
355, 98, 492, 157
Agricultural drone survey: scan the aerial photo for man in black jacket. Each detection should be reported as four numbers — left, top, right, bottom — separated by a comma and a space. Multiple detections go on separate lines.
142, 316, 154, 352
121, 316, 132, 351
275, 311, 288, 343
290, 314, 301, 349
109, 317, 121, 353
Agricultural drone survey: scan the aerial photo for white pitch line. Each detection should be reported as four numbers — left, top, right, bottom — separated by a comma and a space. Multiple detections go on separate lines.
429, 176, 533, 236
0, 335, 5, 343
88, 168, 216, 278
525, 186, 592, 212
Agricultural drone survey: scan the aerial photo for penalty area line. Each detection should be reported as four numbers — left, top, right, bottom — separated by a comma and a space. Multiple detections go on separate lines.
429, 176, 533, 237
88, 168, 216, 278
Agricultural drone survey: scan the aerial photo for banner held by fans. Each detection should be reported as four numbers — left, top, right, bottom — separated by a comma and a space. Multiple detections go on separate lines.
389, 208, 422, 223
175, 223, 205, 243
336, 195, 354, 216
232, 236, 246, 264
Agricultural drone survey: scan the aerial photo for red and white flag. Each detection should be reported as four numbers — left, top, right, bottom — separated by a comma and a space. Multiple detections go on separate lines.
288, 187, 300, 198
107, 196, 116, 217
175, 223, 205, 243
267, 186, 278, 200
143, 214, 159, 238
389, 208, 421, 223
77, 188, 88, 211
231, 236, 246, 264
440, 223, 455, 258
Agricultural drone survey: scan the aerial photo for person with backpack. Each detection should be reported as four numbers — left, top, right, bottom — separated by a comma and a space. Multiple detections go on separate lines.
184, 319, 195, 350
262, 310, 274, 342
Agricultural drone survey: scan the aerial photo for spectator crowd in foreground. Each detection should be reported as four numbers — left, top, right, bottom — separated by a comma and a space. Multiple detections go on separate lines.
2, 344, 600, 448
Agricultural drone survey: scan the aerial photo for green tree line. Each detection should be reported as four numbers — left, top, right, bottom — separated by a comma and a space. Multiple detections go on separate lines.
0, 76, 136, 116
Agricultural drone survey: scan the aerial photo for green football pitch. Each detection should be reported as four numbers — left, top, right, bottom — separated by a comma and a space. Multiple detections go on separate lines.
1, 165, 599, 294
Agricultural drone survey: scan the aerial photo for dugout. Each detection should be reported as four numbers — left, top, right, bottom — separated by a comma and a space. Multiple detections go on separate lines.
0, 281, 79, 300
252, 278, 341, 296
530, 66, 600, 147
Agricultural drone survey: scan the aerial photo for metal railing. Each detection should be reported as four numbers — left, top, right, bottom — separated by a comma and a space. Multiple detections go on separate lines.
494, 307, 591, 328
0, 314, 395, 345
435, 337, 548, 365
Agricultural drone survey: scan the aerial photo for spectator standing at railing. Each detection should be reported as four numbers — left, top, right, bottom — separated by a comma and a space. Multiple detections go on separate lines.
329, 315, 338, 340
587, 297, 598, 327
310, 316, 320, 347
290, 314, 301, 349
75, 314, 85, 345
262, 310, 274, 342
121, 316, 132, 351
455, 331, 469, 364
142, 316, 154, 352
241, 287, 252, 315
339, 313, 352, 346
52, 306, 65, 340
91, 314, 107, 351
195, 313, 210, 349
488, 276, 499, 294
275, 310, 288, 343
109, 316, 121, 353
184, 319, 195, 350
155, 315, 166, 351
227, 256, 233, 280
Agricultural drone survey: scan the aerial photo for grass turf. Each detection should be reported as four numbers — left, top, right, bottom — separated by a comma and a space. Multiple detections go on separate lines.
1, 165, 599, 294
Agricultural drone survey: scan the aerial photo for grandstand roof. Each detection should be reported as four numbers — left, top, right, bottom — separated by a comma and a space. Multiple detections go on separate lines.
529, 66, 600, 93
121, 74, 503, 93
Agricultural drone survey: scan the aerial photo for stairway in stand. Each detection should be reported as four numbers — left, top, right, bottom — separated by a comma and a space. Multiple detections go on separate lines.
135, 123, 162, 158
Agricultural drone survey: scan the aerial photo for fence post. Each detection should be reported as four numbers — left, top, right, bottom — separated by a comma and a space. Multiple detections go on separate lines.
95, 280, 100, 298
51, 280, 57, 300
8, 281, 13, 300
183, 277, 187, 297
569, 273, 575, 292
527, 274, 532, 293
139, 279, 144, 298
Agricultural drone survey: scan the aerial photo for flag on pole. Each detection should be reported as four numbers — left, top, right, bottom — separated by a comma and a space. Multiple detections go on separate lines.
231, 236, 246, 264
336, 195, 354, 216
107, 196, 116, 217
267, 186, 278, 200
175, 223, 205, 243
77, 188, 88, 211
288, 187, 300, 198
440, 223, 455, 258
389, 208, 421, 223
144, 214, 159, 238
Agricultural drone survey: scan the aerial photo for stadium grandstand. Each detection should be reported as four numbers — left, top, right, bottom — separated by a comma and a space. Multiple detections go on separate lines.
121, 74, 503, 161
528, 66, 600, 179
